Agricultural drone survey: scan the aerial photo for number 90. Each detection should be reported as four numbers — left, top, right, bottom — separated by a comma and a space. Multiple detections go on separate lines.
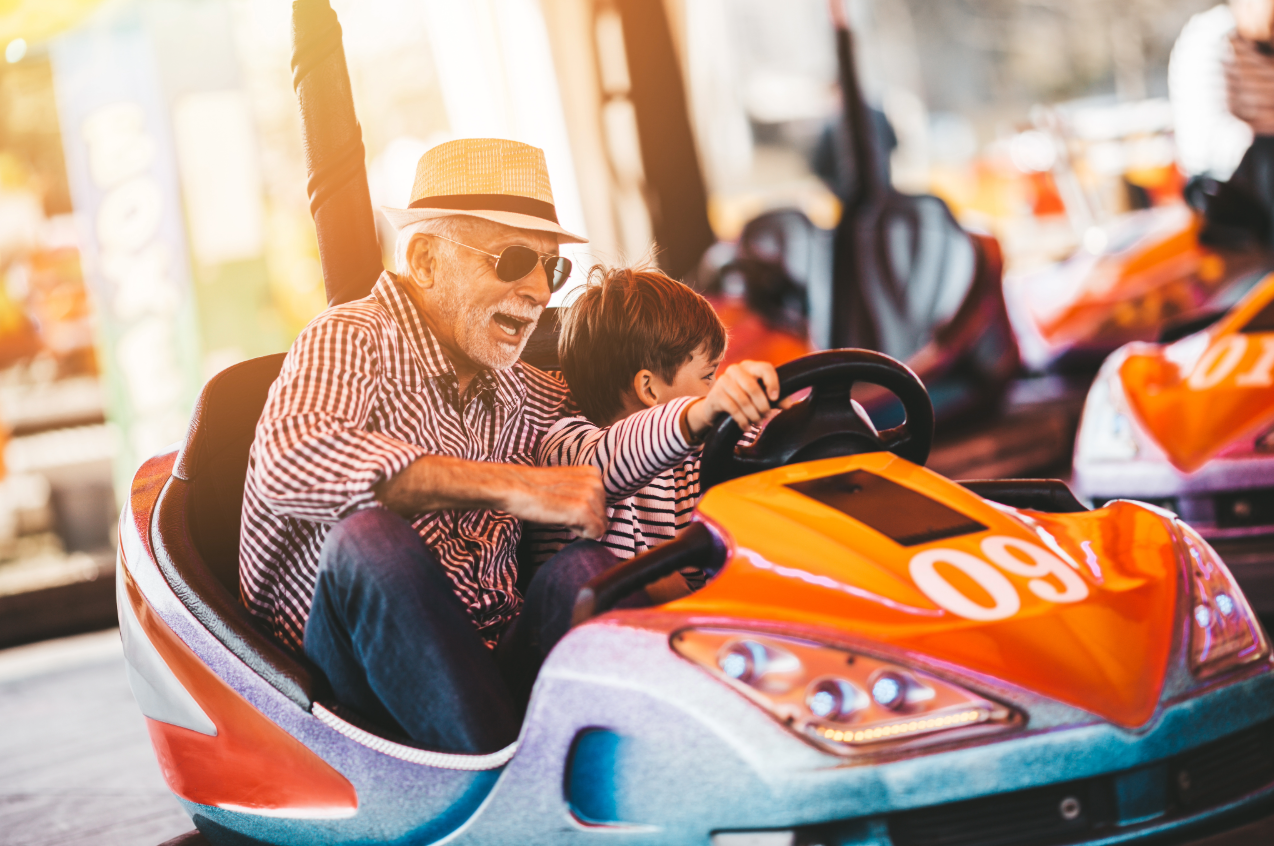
909, 536, 1089, 621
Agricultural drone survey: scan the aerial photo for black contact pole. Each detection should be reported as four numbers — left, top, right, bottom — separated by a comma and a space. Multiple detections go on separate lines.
615, 0, 716, 281
827, 0, 879, 349
830, 0, 882, 211
291, 0, 383, 306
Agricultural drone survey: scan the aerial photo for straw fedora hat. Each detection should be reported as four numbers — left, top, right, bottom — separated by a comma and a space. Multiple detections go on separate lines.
380, 138, 587, 244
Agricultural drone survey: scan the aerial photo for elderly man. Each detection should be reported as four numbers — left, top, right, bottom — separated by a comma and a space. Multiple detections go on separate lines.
239, 139, 623, 755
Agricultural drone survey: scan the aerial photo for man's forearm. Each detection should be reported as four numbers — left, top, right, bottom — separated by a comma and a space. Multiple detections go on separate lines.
374, 454, 522, 515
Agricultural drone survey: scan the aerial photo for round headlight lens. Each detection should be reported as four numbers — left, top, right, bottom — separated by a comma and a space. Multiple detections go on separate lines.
871, 671, 908, 710
715, 638, 803, 693
808, 688, 838, 717
805, 678, 863, 722
718, 640, 764, 684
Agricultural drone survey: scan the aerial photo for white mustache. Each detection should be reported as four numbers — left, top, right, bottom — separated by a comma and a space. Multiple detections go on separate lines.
486, 299, 542, 327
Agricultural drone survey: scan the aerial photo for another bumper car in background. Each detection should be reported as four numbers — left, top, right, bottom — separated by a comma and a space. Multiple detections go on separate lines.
699, 10, 1019, 433
1005, 202, 1272, 373
1074, 271, 1274, 614
1007, 124, 1274, 375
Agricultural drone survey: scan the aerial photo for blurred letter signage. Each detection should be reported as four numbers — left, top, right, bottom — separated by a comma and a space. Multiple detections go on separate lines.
51, 16, 203, 495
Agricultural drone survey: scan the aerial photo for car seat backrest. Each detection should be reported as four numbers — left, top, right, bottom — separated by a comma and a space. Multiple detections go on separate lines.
732, 202, 977, 364
173, 354, 287, 593
155, 353, 325, 708
151, 332, 567, 711
837, 192, 976, 362
733, 210, 834, 349
738, 209, 826, 292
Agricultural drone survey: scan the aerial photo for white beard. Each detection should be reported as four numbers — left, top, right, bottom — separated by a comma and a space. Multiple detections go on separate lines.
431, 279, 541, 371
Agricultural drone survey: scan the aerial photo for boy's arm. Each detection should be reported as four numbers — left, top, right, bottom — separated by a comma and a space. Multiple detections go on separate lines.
538, 397, 700, 502
535, 360, 781, 502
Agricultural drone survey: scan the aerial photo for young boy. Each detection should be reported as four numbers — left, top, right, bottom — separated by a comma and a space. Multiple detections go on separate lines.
531, 265, 778, 595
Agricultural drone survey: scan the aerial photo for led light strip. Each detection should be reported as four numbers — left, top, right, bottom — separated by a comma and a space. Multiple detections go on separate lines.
814, 708, 988, 745
313, 703, 518, 770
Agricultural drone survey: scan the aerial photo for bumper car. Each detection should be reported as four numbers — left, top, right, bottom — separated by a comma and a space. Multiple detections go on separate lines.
1004, 203, 1273, 373
699, 13, 1020, 432
1073, 271, 1274, 615
121, 347, 1274, 845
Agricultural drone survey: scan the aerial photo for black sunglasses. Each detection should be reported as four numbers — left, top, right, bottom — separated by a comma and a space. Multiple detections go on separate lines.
432, 234, 573, 292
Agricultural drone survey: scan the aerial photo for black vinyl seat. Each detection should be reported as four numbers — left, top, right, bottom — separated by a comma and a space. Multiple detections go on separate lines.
959, 479, 1089, 514
150, 353, 326, 709
720, 207, 1017, 425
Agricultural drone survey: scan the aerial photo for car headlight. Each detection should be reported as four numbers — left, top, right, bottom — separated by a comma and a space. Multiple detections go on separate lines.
1176, 522, 1269, 678
1074, 371, 1138, 464
671, 628, 1017, 755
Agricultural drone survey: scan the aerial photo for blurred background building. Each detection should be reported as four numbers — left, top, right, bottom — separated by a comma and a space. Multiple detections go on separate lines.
0, 0, 1239, 644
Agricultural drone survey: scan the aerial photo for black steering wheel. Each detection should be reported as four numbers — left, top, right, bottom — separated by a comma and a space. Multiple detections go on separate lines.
699, 349, 934, 492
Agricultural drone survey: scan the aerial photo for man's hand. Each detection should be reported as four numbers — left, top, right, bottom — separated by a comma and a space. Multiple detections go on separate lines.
684, 360, 781, 439
375, 456, 607, 540
500, 465, 607, 540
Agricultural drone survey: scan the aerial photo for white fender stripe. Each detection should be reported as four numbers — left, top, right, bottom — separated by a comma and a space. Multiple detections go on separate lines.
117, 558, 217, 736
312, 703, 516, 770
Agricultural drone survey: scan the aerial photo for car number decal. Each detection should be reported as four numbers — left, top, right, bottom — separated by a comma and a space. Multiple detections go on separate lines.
1187, 335, 1274, 390
909, 536, 1089, 620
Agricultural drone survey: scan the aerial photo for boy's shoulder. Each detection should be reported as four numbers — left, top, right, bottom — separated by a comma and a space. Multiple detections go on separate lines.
514, 363, 578, 412
542, 413, 597, 442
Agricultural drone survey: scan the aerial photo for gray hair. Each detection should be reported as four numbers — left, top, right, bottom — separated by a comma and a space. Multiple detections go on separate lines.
392, 216, 476, 279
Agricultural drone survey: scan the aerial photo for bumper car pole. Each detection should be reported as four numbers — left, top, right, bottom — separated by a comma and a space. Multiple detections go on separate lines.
290, 0, 384, 306
827, 0, 883, 352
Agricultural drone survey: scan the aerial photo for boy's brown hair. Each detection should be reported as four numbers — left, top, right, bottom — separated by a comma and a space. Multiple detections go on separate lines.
558, 265, 727, 425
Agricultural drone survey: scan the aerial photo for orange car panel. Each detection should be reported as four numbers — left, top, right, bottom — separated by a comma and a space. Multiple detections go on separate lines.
678, 453, 1178, 729
119, 561, 358, 816
1120, 273, 1274, 472
1033, 210, 1224, 350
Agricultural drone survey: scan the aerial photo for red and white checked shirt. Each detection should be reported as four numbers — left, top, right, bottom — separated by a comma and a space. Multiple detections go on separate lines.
239, 272, 694, 651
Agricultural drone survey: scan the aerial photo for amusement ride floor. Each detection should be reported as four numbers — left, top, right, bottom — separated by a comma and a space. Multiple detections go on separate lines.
0, 629, 190, 846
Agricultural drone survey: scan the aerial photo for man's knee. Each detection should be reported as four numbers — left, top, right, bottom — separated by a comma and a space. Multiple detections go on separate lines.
537, 540, 615, 598
318, 507, 422, 587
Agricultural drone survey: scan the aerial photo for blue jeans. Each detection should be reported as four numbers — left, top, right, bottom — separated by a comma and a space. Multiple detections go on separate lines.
303, 508, 616, 753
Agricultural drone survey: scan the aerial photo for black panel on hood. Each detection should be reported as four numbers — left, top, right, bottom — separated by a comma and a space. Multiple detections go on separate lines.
786, 470, 987, 547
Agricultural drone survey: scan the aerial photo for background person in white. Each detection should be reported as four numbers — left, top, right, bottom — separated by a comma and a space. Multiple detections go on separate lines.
1171, 3, 1274, 172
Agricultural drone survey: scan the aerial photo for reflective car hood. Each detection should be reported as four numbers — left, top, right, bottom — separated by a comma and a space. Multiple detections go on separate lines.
677, 453, 1179, 729
1014, 206, 1224, 354
1119, 273, 1274, 473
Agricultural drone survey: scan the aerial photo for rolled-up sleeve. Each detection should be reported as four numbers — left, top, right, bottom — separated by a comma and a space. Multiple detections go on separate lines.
248, 312, 427, 524
536, 396, 698, 502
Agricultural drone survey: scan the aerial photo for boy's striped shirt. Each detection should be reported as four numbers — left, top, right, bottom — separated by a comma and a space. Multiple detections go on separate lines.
532, 427, 702, 564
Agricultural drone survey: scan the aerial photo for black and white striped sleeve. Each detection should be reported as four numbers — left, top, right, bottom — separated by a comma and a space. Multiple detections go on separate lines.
536, 396, 700, 502
247, 311, 427, 524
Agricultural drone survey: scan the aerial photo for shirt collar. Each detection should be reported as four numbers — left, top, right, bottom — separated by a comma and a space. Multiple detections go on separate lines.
374, 272, 453, 380
373, 272, 528, 408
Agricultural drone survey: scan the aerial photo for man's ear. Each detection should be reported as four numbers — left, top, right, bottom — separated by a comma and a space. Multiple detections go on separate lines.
632, 369, 660, 408
406, 234, 439, 289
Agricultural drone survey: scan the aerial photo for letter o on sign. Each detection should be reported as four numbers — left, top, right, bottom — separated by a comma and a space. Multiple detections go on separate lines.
909, 549, 1021, 621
